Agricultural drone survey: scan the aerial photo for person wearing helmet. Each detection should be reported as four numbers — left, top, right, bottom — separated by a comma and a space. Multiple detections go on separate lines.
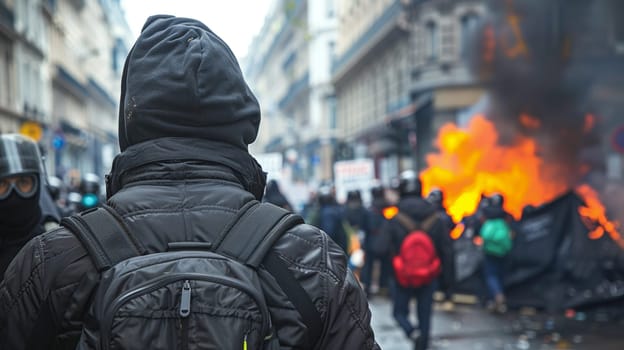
78, 173, 102, 211
0, 134, 47, 277
46, 176, 71, 216
426, 188, 455, 231
479, 192, 514, 313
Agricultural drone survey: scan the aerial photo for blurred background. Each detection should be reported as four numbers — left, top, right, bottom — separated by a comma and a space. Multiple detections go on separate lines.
2, 1, 624, 348
1, 0, 622, 212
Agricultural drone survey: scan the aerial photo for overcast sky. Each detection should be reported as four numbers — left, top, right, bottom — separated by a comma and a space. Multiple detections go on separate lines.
120, 0, 273, 60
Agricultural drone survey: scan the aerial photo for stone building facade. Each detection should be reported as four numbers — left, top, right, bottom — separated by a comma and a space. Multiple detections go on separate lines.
0, 0, 131, 180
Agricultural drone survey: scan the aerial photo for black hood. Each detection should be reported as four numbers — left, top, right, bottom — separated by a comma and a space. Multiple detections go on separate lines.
118, 15, 261, 151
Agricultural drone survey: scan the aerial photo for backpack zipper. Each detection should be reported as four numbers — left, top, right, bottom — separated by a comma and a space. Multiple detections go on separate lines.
100, 273, 270, 350
180, 280, 192, 317
180, 280, 191, 350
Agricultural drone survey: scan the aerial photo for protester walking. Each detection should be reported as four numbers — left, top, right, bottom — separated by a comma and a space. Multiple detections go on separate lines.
480, 193, 514, 313
385, 171, 454, 350
361, 185, 392, 297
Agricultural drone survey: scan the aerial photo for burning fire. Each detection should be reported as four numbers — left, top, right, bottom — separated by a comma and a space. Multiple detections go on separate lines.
577, 185, 622, 245
520, 114, 541, 130
421, 115, 622, 243
583, 114, 596, 134
421, 115, 568, 223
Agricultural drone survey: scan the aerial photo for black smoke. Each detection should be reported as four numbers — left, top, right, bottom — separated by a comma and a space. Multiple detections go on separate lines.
468, 0, 623, 189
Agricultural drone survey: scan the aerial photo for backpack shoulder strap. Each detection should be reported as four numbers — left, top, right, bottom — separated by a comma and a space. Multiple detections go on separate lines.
215, 201, 303, 267
30, 205, 147, 349
61, 204, 146, 271
217, 201, 322, 347
395, 211, 438, 233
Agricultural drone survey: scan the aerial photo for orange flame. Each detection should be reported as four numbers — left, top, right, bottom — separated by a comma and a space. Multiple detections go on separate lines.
383, 206, 399, 220
483, 25, 496, 63
421, 115, 621, 246
576, 184, 622, 245
421, 115, 568, 223
450, 223, 465, 240
583, 114, 596, 134
520, 114, 541, 129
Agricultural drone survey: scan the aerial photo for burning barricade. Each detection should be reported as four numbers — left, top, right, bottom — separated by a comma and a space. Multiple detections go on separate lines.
419, 114, 624, 311
415, 0, 624, 311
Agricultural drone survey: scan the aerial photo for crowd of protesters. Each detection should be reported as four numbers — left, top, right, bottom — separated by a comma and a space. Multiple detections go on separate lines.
0, 131, 513, 350
264, 170, 516, 350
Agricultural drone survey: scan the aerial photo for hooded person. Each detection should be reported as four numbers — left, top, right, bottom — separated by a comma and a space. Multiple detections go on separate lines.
0, 15, 378, 350
0, 134, 46, 277
262, 179, 294, 211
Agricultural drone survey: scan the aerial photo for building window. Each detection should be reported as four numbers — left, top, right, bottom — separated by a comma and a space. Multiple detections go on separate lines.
426, 21, 438, 61
0, 50, 7, 106
328, 95, 336, 129
327, 0, 334, 18
461, 13, 479, 58
328, 40, 335, 64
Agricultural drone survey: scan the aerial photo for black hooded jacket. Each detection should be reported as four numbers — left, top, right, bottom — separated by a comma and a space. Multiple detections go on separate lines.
385, 195, 455, 290
0, 15, 377, 349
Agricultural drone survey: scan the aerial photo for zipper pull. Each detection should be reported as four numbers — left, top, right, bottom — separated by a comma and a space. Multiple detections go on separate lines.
243, 333, 248, 350
179, 280, 192, 317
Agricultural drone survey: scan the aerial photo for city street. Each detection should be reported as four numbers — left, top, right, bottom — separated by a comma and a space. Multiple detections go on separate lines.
369, 296, 624, 350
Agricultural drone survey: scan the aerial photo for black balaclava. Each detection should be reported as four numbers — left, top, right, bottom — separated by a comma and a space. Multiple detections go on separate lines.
0, 134, 44, 238
0, 176, 41, 238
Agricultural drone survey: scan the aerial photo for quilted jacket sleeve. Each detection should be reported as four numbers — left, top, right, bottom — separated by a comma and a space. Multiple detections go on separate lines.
0, 234, 48, 350
318, 238, 380, 349
0, 228, 93, 350
273, 223, 380, 349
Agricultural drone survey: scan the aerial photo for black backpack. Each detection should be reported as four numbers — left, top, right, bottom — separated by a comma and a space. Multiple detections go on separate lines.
31, 201, 322, 349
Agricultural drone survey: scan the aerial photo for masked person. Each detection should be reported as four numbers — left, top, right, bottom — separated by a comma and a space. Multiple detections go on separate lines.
0, 15, 378, 350
0, 134, 46, 277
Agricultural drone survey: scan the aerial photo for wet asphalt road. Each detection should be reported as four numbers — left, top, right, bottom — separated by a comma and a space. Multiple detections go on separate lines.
369, 296, 624, 350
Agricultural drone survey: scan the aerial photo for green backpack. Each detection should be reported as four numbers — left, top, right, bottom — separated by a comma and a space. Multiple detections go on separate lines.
480, 218, 513, 256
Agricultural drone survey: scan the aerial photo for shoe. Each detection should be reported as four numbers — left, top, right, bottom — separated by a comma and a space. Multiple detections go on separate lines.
495, 294, 507, 314
485, 300, 496, 313
409, 329, 422, 350
496, 302, 508, 314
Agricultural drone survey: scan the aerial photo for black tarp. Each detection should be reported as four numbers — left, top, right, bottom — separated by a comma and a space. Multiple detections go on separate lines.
450, 191, 624, 311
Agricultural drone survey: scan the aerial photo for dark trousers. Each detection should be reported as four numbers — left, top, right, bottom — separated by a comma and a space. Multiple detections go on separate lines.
361, 251, 391, 294
483, 254, 505, 299
392, 279, 437, 350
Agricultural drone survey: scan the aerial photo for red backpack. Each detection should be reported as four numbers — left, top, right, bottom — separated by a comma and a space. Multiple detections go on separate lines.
392, 212, 441, 288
